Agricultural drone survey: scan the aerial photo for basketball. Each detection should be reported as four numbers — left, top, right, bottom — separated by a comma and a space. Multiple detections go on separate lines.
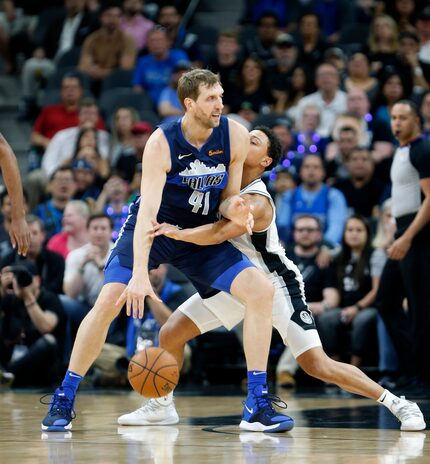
128, 347, 179, 398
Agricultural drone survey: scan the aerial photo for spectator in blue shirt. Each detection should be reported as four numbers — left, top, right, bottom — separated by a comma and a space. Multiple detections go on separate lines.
157, 60, 191, 123
277, 154, 347, 246
133, 26, 189, 106
32, 167, 76, 239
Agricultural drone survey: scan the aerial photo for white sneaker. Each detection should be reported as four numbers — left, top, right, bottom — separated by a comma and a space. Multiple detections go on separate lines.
391, 397, 426, 431
118, 399, 179, 426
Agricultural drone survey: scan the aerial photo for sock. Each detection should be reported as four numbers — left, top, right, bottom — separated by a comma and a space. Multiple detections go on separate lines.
247, 370, 267, 397
155, 391, 173, 406
377, 389, 402, 412
61, 370, 83, 399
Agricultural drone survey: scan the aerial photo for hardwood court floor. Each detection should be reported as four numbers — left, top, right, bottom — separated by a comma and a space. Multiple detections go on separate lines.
0, 388, 429, 463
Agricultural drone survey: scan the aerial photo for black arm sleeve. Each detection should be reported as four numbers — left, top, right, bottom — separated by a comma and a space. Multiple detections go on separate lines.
410, 140, 430, 179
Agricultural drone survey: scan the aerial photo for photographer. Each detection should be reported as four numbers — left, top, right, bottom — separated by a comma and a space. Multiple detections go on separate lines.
0, 262, 66, 387
1, 215, 65, 294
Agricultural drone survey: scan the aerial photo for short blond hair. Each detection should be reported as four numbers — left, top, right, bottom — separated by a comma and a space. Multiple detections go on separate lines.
177, 69, 220, 110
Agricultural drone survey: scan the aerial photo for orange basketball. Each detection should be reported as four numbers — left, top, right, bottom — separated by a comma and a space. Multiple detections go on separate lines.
128, 347, 179, 398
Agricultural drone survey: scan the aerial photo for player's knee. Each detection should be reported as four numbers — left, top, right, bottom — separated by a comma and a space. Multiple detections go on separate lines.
238, 270, 274, 306
92, 289, 123, 322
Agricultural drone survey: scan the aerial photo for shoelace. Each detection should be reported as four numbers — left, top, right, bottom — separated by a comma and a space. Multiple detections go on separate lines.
40, 393, 76, 420
244, 394, 288, 414
394, 403, 422, 422
136, 399, 169, 415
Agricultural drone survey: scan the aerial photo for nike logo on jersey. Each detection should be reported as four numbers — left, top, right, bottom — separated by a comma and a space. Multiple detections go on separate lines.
69, 372, 82, 378
245, 405, 254, 414
178, 153, 193, 160
252, 371, 266, 376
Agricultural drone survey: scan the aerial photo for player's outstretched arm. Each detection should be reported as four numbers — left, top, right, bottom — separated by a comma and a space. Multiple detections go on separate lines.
0, 134, 30, 255
153, 194, 272, 245
116, 129, 171, 318
219, 120, 253, 233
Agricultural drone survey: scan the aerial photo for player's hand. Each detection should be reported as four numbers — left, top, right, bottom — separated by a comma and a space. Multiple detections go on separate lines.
388, 235, 411, 260
151, 221, 182, 240
223, 195, 254, 235
116, 274, 162, 319
9, 215, 30, 256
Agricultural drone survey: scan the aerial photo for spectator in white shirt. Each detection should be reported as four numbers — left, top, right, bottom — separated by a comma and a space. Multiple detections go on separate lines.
42, 98, 109, 178
26, 98, 109, 208
295, 62, 347, 137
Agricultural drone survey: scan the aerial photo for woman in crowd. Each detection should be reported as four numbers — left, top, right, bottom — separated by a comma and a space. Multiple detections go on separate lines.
317, 215, 380, 367
373, 72, 405, 126
109, 107, 139, 168
63, 127, 110, 180
224, 55, 274, 124
368, 14, 399, 72
281, 66, 313, 118
343, 53, 379, 104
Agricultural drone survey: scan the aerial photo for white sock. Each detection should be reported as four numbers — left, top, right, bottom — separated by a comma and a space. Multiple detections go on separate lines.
377, 389, 402, 412
155, 391, 173, 406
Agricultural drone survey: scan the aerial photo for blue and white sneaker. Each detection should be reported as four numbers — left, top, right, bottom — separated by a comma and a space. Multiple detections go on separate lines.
239, 385, 294, 433
41, 387, 76, 432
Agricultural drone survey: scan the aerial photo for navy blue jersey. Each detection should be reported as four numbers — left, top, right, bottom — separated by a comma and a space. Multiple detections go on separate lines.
125, 115, 231, 231
104, 115, 255, 295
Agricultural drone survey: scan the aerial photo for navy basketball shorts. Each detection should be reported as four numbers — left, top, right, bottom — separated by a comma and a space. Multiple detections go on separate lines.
104, 232, 255, 296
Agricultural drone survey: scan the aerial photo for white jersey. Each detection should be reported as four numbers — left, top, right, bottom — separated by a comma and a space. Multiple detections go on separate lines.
231, 179, 305, 293
178, 179, 321, 357
179, 177, 321, 358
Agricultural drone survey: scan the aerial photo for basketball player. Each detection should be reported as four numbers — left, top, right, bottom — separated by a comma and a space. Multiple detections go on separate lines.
118, 127, 426, 432
0, 134, 30, 255
42, 69, 293, 433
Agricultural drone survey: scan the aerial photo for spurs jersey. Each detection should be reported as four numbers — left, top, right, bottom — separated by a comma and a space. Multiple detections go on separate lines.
179, 177, 320, 355
231, 179, 309, 313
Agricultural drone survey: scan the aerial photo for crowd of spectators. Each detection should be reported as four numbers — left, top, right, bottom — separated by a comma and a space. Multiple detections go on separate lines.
0, 0, 429, 389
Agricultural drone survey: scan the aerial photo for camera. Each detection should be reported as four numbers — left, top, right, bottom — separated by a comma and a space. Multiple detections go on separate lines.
9, 265, 34, 288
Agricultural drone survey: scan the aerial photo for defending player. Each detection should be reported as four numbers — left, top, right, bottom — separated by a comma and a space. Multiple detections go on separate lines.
0, 134, 30, 255
42, 70, 294, 433
118, 127, 426, 432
